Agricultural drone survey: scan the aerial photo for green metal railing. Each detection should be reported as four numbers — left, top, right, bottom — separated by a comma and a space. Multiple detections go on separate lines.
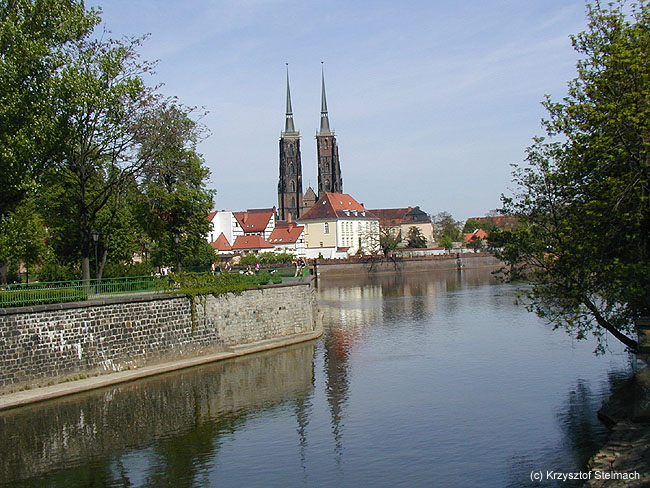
0, 275, 158, 308
0, 266, 312, 309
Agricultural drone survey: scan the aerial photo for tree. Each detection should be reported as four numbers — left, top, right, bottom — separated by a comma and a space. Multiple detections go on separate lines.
434, 211, 461, 244
378, 225, 402, 256
136, 103, 214, 270
0, 199, 49, 283
0, 0, 98, 217
406, 226, 427, 248
497, 0, 650, 352
463, 218, 496, 234
0, 0, 98, 278
53, 34, 172, 282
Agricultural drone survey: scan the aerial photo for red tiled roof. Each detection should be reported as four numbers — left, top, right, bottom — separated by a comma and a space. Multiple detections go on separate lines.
269, 223, 303, 244
231, 235, 274, 251
206, 211, 218, 222
233, 209, 274, 232
464, 229, 488, 242
298, 192, 377, 221
210, 233, 232, 251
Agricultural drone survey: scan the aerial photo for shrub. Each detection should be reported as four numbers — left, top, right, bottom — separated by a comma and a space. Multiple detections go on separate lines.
0, 287, 88, 308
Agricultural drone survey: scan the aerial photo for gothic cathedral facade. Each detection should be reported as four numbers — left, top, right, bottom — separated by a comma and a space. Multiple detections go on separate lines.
277, 68, 303, 222
278, 66, 342, 221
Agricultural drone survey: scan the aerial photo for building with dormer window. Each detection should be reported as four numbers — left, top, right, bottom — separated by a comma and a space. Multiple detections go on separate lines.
298, 192, 379, 256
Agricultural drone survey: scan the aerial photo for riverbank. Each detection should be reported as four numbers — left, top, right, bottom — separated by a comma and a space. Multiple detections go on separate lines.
0, 279, 319, 397
0, 327, 322, 411
313, 252, 500, 278
587, 366, 650, 487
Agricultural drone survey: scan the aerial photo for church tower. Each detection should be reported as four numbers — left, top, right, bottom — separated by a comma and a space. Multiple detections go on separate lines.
316, 64, 343, 197
278, 65, 304, 221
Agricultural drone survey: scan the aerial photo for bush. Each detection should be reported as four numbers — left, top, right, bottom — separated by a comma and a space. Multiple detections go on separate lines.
0, 287, 88, 308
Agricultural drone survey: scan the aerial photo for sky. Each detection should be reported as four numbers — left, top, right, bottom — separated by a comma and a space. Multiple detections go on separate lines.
86, 0, 589, 221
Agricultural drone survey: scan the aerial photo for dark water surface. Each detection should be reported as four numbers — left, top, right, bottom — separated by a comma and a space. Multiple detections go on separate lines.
0, 269, 634, 487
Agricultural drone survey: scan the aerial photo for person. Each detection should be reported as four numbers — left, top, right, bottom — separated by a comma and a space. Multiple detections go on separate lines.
255, 262, 261, 274
210, 262, 216, 274
225, 262, 232, 273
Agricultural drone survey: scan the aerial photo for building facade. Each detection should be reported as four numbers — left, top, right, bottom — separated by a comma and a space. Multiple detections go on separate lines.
298, 192, 379, 256
277, 68, 304, 222
316, 66, 342, 196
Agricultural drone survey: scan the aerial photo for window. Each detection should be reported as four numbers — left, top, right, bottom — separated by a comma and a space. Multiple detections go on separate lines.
324, 140, 328, 150
289, 162, 294, 174
290, 181, 295, 192
291, 197, 296, 207
324, 222, 330, 234
289, 144, 295, 156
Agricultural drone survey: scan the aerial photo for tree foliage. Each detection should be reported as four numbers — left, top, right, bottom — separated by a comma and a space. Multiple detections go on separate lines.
0, 2, 215, 282
0, 0, 98, 218
497, 0, 650, 352
378, 225, 402, 256
434, 211, 461, 244
406, 226, 427, 248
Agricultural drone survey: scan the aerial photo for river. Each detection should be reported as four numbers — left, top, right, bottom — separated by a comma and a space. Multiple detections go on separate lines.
0, 268, 634, 487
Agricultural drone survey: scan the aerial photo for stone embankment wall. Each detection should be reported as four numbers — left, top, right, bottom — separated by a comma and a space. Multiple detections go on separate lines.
314, 253, 501, 277
0, 281, 317, 394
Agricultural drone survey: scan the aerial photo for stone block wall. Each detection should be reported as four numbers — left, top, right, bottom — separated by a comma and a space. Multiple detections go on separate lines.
0, 282, 316, 394
314, 253, 501, 277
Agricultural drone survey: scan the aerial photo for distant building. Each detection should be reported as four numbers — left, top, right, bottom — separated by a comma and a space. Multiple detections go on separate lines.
268, 221, 305, 257
302, 186, 317, 217
369, 206, 435, 246
210, 233, 233, 256
206, 210, 237, 245
277, 64, 343, 221
231, 235, 274, 254
233, 208, 276, 240
315, 66, 342, 196
207, 208, 276, 252
298, 192, 379, 256
277, 67, 304, 222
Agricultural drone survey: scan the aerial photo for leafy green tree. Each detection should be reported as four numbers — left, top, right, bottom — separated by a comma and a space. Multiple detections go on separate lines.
0, 0, 98, 218
137, 103, 214, 271
0, 199, 49, 283
0, 0, 98, 278
52, 33, 177, 282
406, 226, 427, 248
463, 218, 496, 234
497, 1, 650, 352
434, 211, 461, 244
439, 235, 454, 251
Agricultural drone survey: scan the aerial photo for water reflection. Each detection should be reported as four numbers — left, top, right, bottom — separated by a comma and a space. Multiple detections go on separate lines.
0, 342, 315, 487
0, 268, 634, 488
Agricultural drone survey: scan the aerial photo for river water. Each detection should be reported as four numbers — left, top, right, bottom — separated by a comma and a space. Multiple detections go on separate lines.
0, 268, 635, 487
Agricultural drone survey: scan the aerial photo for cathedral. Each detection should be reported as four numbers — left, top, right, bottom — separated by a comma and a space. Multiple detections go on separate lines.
277, 65, 343, 221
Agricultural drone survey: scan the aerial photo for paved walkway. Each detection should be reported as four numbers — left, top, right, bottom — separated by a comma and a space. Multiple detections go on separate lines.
0, 329, 322, 412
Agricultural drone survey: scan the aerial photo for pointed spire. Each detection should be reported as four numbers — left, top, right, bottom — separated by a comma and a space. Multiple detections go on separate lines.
319, 62, 331, 134
284, 63, 296, 133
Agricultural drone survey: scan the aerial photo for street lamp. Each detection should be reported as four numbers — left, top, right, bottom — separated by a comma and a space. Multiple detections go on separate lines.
143, 241, 150, 264
173, 233, 181, 272
91, 230, 99, 283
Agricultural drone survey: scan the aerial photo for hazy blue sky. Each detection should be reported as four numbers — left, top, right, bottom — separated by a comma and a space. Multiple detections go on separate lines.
87, 0, 589, 221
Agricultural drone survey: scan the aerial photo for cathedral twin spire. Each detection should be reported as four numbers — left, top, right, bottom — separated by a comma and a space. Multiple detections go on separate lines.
279, 64, 342, 221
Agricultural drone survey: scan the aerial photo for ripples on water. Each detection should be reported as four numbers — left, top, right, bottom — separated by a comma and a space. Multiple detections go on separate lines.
0, 268, 634, 487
